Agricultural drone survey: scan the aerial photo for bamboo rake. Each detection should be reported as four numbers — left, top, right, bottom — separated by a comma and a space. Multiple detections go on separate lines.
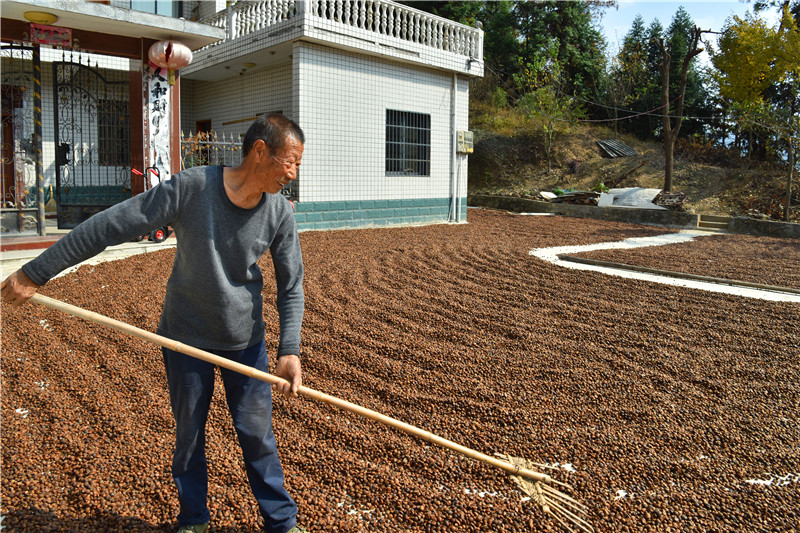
30, 293, 593, 532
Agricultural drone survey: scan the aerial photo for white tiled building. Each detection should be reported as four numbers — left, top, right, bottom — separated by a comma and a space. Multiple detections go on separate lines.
0, 0, 481, 236
180, 0, 483, 230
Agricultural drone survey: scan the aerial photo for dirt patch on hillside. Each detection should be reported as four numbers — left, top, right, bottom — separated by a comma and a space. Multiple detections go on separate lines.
2, 209, 799, 532
470, 126, 797, 222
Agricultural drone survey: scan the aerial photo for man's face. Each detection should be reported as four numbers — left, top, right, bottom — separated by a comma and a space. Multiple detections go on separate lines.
264, 137, 304, 194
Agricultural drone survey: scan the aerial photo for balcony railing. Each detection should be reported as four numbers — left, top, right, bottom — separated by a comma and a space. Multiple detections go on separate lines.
200, 0, 482, 59
201, 0, 298, 38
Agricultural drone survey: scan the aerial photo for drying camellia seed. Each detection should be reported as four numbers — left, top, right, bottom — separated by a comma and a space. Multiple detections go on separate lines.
1, 209, 798, 533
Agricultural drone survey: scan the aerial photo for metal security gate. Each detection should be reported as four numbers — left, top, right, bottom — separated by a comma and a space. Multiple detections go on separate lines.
180, 130, 298, 201
53, 57, 131, 228
1, 43, 41, 236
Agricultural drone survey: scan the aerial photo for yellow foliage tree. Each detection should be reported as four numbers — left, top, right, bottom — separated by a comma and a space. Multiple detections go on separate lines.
711, 5, 800, 220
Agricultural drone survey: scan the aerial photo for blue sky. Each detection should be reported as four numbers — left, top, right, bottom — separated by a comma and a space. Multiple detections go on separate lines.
599, 0, 781, 63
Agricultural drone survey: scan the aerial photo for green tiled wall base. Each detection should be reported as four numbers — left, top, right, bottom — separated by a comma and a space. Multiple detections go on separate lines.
293, 198, 466, 231
56, 186, 132, 205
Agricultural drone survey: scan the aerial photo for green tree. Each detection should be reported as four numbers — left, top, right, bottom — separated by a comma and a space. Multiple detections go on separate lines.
658, 26, 706, 192
513, 1, 607, 101
754, 0, 800, 26
619, 14, 648, 82
514, 47, 585, 172
410, 0, 611, 108
405, 1, 521, 100
640, 19, 665, 138
606, 15, 651, 135
665, 7, 712, 139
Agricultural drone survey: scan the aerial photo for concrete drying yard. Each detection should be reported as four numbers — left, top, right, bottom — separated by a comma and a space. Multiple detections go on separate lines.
2, 208, 798, 532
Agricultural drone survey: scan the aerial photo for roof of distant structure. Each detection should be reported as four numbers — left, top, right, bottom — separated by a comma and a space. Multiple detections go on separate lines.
597, 139, 638, 158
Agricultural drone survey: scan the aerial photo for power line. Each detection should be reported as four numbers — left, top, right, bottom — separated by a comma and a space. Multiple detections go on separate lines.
482, 61, 798, 137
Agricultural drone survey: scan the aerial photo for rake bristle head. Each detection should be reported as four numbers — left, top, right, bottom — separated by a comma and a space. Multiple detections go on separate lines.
496, 453, 595, 533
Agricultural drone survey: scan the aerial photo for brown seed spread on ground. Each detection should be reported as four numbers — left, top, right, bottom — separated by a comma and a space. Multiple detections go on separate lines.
2, 209, 798, 532
572, 233, 800, 290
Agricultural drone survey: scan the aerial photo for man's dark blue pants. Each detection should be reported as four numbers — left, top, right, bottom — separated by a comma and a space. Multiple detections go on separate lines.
162, 340, 297, 533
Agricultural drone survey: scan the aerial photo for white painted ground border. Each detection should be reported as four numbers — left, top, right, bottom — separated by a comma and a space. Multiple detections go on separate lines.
529, 231, 800, 303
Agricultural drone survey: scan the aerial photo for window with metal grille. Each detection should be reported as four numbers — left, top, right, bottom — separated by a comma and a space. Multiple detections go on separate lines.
98, 99, 129, 166
386, 110, 430, 176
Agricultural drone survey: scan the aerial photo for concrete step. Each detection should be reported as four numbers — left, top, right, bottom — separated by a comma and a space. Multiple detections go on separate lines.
697, 214, 730, 232
698, 220, 729, 230
699, 214, 731, 223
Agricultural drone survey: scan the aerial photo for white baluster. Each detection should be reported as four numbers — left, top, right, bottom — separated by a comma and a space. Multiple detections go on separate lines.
380, 2, 387, 34
341, 0, 349, 25
256, 1, 265, 27
243, 3, 252, 33
425, 17, 432, 45
388, 4, 395, 37
413, 13, 420, 42
335, 0, 342, 22
240, 3, 249, 36
365, 0, 374, 30
228, 5, 237, 39
239, 3, 247, 33
357, 0, 365, 28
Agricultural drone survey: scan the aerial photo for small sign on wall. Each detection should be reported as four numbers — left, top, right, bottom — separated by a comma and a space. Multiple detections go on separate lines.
30, 23, 72, 47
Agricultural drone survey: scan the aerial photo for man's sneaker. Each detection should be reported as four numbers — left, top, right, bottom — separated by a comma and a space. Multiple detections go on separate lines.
285, 527, 309, 533
177, 524, 208, 533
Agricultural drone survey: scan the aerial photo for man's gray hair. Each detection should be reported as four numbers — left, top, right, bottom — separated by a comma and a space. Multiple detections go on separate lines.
242, 113, 305, 156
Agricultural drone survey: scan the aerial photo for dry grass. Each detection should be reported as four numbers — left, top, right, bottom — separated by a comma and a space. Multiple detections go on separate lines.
468, 109, 796, 221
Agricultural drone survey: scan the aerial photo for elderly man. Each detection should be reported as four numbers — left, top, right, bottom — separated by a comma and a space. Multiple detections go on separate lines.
1, 114, 309, 533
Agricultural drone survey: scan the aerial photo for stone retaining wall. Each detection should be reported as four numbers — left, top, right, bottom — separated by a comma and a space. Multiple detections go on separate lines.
468, 194, 800, 239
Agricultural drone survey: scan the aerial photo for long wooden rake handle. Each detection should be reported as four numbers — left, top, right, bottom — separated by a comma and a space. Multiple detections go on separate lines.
30, 293, 556, 486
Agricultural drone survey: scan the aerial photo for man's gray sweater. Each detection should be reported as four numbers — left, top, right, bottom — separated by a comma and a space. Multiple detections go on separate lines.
23, 166, 304, 354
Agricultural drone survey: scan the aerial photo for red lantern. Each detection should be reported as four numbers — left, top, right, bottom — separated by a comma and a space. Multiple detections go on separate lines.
148, 40, 192, 85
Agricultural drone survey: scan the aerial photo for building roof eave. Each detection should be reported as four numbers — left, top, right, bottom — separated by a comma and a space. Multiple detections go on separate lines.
1, 0, 224, 50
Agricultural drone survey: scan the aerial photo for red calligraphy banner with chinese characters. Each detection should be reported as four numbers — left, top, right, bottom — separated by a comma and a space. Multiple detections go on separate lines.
30, 24, 72, 47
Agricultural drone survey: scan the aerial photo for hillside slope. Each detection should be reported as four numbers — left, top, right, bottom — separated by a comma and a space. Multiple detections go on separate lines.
468, 122, 797, 222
